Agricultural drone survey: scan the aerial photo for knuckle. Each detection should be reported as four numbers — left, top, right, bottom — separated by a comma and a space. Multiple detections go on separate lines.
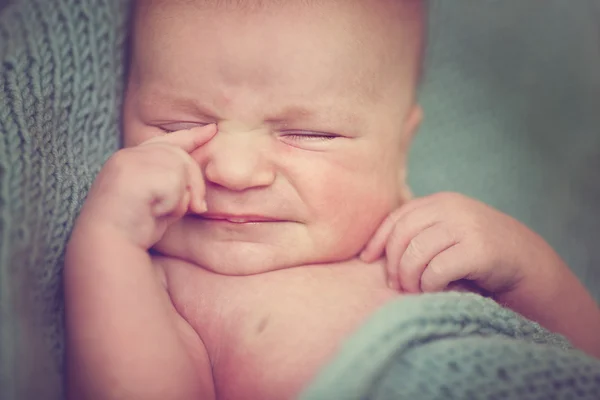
439, 223, 459, 244
404, 237, 426, 263
425, 258, 445, 280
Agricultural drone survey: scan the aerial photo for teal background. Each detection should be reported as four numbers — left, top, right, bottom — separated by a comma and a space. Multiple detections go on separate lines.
412, 0, 600, 300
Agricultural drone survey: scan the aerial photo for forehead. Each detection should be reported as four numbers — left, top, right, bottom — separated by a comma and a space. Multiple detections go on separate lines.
129, 0, 421, 121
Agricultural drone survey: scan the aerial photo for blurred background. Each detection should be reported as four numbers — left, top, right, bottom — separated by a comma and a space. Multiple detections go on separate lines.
411, 0, 600, 301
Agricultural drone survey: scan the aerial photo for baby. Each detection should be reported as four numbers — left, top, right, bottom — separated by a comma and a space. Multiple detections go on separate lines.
64, 0, 600, 399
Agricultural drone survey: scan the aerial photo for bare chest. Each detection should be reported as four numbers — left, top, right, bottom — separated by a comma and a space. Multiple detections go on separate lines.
159, 258, 398, 400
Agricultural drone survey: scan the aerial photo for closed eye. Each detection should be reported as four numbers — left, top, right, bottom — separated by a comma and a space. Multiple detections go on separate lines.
157, 122, 209, 133
282, 131, 338, 142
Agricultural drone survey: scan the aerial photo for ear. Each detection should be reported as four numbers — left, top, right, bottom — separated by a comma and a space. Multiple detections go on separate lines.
397, 104, 423, 203
401, 104, 423, 146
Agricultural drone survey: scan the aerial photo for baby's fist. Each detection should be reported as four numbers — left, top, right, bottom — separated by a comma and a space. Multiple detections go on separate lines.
361, 192, 557, 298
77, 125, 216, 248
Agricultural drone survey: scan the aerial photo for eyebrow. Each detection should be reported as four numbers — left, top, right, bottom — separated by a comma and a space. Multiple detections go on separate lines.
141, 92, 319, 119
264, 105, 316, 123
136, 93, 218, 119
136, 89, 363, 131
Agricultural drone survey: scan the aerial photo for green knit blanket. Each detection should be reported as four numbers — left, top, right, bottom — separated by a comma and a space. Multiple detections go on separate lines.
300, 293, 600, 400
0, 1, 128, 398
1, 1, 599, 399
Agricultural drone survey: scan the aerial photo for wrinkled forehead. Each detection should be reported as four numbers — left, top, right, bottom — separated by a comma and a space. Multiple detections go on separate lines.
129, 0, 425, 111
132, 0, 425, 73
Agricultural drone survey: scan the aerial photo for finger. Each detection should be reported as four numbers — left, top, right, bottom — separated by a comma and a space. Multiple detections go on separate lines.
151, 178, 187, 217
173, 191, 192, 220
186, 158, 207, 214
420, 243, 479, 293
360, 209, 403, 263
148, 152, 202, 218
145, 130, 210, 214
360, 195, 436, 262
397, 223, 457, 293
384, 223, 407, 290
142, 124, 217, 153
383, 202, 445, 289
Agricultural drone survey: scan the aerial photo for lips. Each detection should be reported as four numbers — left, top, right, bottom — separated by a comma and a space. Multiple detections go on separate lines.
200, 213, 281, 223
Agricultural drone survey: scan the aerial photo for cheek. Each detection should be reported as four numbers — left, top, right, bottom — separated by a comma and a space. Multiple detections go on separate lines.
315, 173, 397, 256
298, 150, 400, 244
327, 170, 398, 226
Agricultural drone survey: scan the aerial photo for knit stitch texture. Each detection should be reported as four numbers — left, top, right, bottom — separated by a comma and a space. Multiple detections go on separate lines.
0, 1, 129, 398
300, 293, 600, 400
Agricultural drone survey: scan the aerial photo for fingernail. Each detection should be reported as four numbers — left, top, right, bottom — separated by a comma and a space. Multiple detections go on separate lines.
200, 200, 208, 212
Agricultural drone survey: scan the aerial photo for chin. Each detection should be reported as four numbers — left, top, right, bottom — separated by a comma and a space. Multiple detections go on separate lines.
198, 245, 364, 276
155, 221, 365, 276
182, 241, 304, 276
201, 253, 282, 276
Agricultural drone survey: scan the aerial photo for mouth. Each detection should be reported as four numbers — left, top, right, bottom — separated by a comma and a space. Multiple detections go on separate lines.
196, 213, 282, 224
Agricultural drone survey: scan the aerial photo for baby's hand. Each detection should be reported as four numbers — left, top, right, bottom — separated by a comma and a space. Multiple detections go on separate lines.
76, 125, 217, 248
360, 192, 553, 297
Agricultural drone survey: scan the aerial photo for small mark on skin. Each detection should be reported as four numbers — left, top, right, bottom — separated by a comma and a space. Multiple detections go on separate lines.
256, 316, 270, 334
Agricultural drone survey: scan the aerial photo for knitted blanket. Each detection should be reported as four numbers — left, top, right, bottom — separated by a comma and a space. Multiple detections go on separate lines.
0, 0, 129, 398
1, 1, 599, 399
300, 293, 600, 400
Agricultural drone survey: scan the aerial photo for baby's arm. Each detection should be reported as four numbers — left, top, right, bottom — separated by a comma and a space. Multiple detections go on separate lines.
496, 248, 600, 359
64, 226, 213, 400
64, 126, 217, 399
362, 192, 600, 358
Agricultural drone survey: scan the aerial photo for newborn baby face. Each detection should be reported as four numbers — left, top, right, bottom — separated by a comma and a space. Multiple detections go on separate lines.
124, 0, 423, 275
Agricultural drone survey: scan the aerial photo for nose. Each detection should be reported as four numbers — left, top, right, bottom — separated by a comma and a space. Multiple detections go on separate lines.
200, 130, 276, 191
